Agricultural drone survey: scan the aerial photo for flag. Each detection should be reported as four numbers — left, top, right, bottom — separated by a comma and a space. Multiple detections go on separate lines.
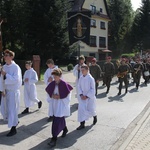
68, 11, 91, 45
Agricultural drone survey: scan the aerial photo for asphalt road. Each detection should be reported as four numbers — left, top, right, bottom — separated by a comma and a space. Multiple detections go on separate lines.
0, 72, 150, 150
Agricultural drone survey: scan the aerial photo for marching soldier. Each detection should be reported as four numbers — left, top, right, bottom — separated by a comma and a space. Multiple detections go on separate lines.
117, 58, 130, 95
103, 56, 115, 94
89, 58, 102, 95
133, 58, 144, 90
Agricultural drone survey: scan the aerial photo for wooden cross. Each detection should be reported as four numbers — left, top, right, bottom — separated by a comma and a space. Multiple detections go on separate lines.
0, 18, 7, 52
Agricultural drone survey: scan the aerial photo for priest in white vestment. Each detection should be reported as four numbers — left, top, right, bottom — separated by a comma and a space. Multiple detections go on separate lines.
1, 49, 22, 136
21, 61, 42, 114
77, 65, 97, 130
44, 59, 58, 121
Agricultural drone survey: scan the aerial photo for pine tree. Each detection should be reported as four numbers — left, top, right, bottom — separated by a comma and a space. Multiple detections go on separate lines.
107, 0, 134, 56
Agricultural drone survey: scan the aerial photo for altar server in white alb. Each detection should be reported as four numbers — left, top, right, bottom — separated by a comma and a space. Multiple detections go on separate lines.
73, 55, 85, 90
44, 59, 58, 122
21, 61, 42, 114
77, 65, 97, 130
0, 63, 7, 121
1, 49, 22, 136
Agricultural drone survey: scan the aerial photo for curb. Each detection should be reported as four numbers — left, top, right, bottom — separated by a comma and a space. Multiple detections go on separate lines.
118, 105, 150, 150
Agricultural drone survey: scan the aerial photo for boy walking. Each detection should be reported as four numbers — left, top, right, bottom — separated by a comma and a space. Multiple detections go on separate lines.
21, 61, 42, 114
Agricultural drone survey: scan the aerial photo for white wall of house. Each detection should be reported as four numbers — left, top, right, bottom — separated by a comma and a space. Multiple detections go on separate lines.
79, 0, 110, 60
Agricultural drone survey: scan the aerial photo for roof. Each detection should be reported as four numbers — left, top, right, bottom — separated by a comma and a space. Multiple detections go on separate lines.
71, 0, 85, 11
71, 0, 110, 19
103, 0, 110, 19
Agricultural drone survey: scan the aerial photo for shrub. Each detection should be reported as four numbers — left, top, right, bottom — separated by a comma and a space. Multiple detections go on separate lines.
67, 63, 73, 71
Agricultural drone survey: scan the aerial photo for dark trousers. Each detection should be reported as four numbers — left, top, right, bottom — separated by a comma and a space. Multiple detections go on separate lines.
134, 73, 141, 88
95, 82, 99, 95
118, 76, 128, 93
104, 75, 112, 91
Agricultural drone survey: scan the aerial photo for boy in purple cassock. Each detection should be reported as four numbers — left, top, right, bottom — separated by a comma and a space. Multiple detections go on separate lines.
45, 68, 73, 148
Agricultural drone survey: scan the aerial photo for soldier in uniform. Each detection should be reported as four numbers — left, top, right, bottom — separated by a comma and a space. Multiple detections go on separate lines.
133, 58, 143, 90
117, 58, 130, 95
89, 58, 102, 95
103, 56, 115, 94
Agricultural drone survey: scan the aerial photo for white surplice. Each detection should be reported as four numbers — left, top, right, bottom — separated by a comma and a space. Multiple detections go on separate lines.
49, 85, 71, 117
73, 63, 85, 82
23, 68, 40, 108
77, 73, 96, 122
3, 61, 22, 128
44, 66, 58, 117
73, 63, 85, 96
44, 66, 58, 86
0, 73, 7, 120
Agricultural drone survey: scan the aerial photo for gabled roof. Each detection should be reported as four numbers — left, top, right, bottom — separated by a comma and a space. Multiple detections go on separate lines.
71, 0, 110, 19
71, 0, 85, 11
103, 0, 110, 19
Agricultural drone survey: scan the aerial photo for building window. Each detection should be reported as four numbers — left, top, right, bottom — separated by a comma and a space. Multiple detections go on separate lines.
90, 36, 97, 47
100, 8, 103, 13
100, 21, 106, 29
91, 19, 96, 27
99, 37, 106, 48
90, 5, 96, 14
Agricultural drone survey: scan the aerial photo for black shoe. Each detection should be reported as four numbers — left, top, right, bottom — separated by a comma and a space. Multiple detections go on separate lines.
47, 116, 53, 122
106, 91, 109, 94
93, 116, 97, 125
6, 127, 17, 137
38, 101, 42, 109
48, 137, 57, 148
77, 121, 85, 130
21, 108, 29, 114
61, 127, 68, 137
118, 92, 121, 96
125, 89, 128, 94
76, 124, 85, 130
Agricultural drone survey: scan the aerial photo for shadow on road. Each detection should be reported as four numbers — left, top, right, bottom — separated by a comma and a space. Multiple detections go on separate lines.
0, 117, 49, 146
111, 81, 119, 86
129, 88, 138, 93
98, 86, 106, 89
18, 110, 39, 118
108, 94, 126, 102
96, 92, 107, 99
70, 103, 78, 114
29, 125, 93, 150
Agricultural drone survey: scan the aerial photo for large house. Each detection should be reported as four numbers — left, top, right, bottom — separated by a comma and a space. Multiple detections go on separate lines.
71, 0, 111, 60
